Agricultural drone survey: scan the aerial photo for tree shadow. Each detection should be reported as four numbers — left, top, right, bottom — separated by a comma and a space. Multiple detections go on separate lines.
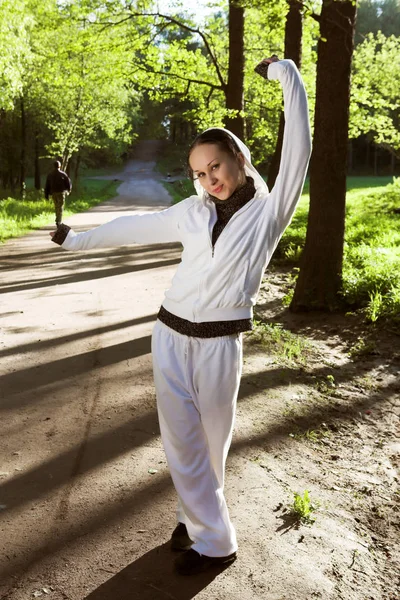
0, 334, 152, 403
84, 543, 231, 600
0, 314, 157, 359
1, 242, 181, 266
253, 303, 379, 350
0, 257, 180, 295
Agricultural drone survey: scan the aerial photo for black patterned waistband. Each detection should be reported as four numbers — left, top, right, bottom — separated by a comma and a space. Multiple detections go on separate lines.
157, 305, 252, 338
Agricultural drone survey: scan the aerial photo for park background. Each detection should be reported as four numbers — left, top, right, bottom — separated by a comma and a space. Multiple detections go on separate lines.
0, 1, 399, 599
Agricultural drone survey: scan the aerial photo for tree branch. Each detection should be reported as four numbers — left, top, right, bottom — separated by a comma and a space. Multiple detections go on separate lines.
131, 63, 223, 91
206, 87, 214, 107
117, 11, 227, 90
292, 0, 321, 22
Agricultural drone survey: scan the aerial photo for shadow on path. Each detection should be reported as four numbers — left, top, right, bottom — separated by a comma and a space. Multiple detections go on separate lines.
0, 314, 157, 359
0, 257, 180, 295
84, 543, 229, 600
1, 334, 152, 402
0, 242, 181, 271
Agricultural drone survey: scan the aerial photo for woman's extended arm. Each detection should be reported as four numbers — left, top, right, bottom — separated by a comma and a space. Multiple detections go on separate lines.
265, 59, 312, 239
50, 199, 191, 251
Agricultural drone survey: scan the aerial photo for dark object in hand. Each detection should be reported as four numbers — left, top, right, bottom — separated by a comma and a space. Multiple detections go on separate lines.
51, 223, 71, 246
254, 62, 270, 79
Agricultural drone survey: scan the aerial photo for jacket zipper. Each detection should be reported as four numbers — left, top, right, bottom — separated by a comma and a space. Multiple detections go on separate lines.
196, 196, 257, 318
209, 196, 257, 258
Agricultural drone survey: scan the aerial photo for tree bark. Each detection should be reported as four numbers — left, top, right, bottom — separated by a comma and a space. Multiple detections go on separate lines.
20, 97, 27, 199
291, 0, 357, 312
34, 131, 41, 190
347, 139, 353, 174
225, 0, 245, 139
267, 0, 303, 191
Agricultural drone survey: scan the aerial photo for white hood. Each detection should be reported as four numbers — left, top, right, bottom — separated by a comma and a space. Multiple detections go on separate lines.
192, 127, 269, 201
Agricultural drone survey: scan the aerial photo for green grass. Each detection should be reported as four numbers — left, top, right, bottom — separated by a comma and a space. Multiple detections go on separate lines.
0, 177, 121, 243
164, 179, 196, 205
291, 490, 318, 524
248, 319, 311, 364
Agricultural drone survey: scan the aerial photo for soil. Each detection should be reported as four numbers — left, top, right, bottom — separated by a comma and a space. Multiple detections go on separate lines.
0, 141, 399, 600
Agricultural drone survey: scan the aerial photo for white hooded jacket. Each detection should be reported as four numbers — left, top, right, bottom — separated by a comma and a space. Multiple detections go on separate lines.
60, 60, 311, 324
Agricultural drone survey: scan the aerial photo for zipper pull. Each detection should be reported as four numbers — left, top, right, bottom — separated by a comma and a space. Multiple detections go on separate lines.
212, 246, 215, 258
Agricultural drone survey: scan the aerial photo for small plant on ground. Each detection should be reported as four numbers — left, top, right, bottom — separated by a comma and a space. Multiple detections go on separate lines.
248, 319, 311, 364
315, 374, 336, 394
349, 336, 378, 359
290, 426, 331, 443
291, 490, 318, 524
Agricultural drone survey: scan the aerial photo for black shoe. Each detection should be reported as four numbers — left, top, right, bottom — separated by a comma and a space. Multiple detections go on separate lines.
174, 548, 237, 576
170, 522, 193, 552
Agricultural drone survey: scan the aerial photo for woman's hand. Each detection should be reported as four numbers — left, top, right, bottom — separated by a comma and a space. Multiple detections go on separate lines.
254, 55, 279, 79
262, 55, 280, 65
49, 231, 56, 238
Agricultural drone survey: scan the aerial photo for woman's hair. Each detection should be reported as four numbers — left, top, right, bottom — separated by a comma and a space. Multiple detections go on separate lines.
187, 129, 242, 180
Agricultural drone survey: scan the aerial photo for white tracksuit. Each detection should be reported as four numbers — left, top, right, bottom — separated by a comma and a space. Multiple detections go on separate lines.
59, 60, 311, 557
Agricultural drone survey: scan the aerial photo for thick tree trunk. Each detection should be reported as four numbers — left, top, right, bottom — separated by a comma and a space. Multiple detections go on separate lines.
34, 131, 41, 190
267, 0, 303, 190
20, 97, 27, 199
225, 0, 245, 139
291, 0, 357, 311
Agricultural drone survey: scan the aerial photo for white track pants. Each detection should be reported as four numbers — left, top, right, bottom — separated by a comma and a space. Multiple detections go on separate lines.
152, 320, 243, 557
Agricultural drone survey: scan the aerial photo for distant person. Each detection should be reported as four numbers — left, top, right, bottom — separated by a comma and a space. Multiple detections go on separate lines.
45, 161, 72, 227
49, 56, 311, 576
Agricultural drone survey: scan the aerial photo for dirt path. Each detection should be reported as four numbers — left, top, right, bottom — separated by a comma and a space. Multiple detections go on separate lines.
0, 141, 399, 600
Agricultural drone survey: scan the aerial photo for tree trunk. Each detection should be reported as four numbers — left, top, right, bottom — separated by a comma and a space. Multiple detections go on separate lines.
347, 139, 353, 174
20, 97, 27, 199
374, 144, 378, 175
291, 0, 357, 312
34, 131, 41, 190
225, 0, 245, 139
74, 153, 81, 185
267, 0, 303, 190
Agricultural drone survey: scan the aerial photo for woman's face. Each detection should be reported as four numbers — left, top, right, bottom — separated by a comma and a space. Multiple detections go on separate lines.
189, 143, 245, 201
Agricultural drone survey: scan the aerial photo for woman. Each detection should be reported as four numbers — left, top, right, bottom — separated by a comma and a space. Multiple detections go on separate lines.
50, 56, 311, 576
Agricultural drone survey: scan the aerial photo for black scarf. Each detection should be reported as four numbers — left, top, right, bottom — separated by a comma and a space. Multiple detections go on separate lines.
210, 177, 255, 247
